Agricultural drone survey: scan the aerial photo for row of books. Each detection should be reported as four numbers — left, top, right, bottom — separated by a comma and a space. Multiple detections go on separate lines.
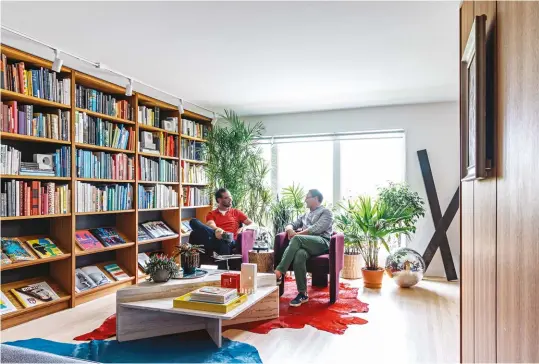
0, 146, 71, 177
1, 237, 63, 263
74, 227, 128, 251
182, 119, 209, 139
139, 131, 177, 157
1, 102, 71, 141
138, 106, 179, 133
182, 186, 209, 207
75, 85, 133, 120
76, 150, 134, 180
138, 156, 178, 182
181, 160, 207, 184
138, 184, 178, 209
1, 55, 71, 105
1, 181, 70, 217
138, 220, 177, 241
75, 112, 135, 151
181, 139, 205, 162
75, 263, 130, 293
75, 182, 133, 213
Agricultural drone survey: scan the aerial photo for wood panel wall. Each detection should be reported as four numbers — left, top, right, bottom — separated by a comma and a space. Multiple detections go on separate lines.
460, 1, 539, 363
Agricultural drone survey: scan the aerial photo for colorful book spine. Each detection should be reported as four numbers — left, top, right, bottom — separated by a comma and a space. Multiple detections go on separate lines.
181, 119, 209, 139
0, 180, 70, 216
138, 156, 178, 182
181, 186, 209, 207
0, 102, 70, 140
180, 140, 205, 161
74, 111, 134, 151
180, 161, 207, 184
76, 150, 134, 180
138, 184, 178, 209
75, 85, 132, 120
75, 182, 133, 213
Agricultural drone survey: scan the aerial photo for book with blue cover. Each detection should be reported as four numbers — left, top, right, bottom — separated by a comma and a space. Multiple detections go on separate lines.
89, 227, 126, 247
1, 238, 35, 262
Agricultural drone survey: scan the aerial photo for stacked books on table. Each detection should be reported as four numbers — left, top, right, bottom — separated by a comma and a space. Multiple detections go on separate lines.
173, 286, 247, 313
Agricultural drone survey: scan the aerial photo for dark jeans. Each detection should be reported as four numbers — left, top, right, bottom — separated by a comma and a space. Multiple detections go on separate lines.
189, 218, 236, 256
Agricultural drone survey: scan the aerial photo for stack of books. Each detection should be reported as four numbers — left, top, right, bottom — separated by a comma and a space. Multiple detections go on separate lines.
189, 286, 238, 304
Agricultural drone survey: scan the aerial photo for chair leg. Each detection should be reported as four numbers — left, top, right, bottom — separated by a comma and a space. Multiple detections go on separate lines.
312, 271, 328, 287
329, 271, 340, 304
279, 276, 285, 296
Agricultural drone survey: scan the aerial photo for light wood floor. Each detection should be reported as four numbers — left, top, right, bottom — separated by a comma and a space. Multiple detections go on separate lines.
1, 276, 459, 363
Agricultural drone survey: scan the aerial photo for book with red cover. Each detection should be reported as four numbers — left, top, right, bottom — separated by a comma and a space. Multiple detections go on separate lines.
75, 230, 104, 251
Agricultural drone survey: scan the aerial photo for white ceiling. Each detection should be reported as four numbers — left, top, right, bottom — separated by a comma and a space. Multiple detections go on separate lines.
1, 1, 459, 116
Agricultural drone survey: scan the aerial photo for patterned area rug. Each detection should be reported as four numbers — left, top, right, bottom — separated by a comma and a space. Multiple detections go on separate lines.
75, 277, 369, 341
5, 331, 261, 363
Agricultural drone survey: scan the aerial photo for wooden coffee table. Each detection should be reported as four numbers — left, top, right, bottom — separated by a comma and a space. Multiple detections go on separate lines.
116, 271, 278, 347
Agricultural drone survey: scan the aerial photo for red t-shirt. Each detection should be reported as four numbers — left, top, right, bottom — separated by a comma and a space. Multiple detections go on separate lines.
206, 208, 248, 239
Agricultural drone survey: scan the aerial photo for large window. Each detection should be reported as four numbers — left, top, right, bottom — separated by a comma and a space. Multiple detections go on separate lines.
258, 131, 405, 205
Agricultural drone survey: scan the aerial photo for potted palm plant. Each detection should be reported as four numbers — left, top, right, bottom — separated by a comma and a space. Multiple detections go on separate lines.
336, 196, 415, 288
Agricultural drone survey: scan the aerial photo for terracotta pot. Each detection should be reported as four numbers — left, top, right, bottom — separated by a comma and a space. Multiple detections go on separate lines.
361, 267, 384, 288
151, 269, 171, 283
181, 253, 200, 275
342, 254, 364, 279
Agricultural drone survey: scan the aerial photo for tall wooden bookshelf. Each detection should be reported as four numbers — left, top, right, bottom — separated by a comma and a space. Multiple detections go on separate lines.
0, 45, 214, 328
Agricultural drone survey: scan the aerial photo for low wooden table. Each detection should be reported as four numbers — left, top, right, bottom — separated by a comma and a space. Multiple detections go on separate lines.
248, 249, 274, 273
116, 270, 278, 347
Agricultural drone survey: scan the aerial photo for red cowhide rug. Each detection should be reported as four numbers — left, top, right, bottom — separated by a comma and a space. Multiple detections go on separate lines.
74, 277, 369, 341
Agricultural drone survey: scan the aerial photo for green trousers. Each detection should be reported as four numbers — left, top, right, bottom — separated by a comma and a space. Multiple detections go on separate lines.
276, 235, 329, 293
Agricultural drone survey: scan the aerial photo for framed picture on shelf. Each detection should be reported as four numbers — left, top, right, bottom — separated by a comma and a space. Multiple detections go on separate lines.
461, 14, 488, 181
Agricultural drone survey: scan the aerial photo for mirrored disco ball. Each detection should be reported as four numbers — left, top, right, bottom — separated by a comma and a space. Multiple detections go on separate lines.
385, 248, 425, 288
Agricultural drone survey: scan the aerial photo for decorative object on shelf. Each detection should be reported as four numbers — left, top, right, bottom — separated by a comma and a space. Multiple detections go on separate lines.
461, 14, 489, 181
248, 250, 274, 273
173, 243, 205, 275
240, 263, 257, 294
144, 254, 179, 283
171, 269, 208, 280
335, 195, 418, 289
385, 248, 425, 288
417, 149, 459, 281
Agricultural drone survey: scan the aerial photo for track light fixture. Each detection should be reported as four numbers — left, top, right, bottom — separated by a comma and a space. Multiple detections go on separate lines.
51, 49, 63, 73
125, 78, 133, 96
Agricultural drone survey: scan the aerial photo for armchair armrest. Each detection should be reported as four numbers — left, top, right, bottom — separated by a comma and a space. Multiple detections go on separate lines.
236, 230, 256, 263
329, 232, 345, 273
273, 232, 290, 266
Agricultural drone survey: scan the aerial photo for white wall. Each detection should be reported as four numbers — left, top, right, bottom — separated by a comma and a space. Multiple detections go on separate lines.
245, 102, 460, 278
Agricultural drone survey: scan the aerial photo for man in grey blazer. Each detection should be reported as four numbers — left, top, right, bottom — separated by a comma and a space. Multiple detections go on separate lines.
275, 189, 334, 306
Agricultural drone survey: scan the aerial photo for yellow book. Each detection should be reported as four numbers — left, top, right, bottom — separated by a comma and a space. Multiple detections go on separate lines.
173, 292, 247, 314
25, 238, 63, 258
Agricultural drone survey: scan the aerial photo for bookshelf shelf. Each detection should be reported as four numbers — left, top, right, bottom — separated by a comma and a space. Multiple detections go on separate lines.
138, 181, 179, 185
0, 175, 71, 181
180, 134, 207, 142
138, 207, 179, 212
181, 158, 207, 165
182, 110, 213, 123
75, 276, 135, 298
0, 253, 71, 272
75, 210, 136, 216
0, 89, 71, 109
138, 123, 179, 135
75, 242, 135, 257
0, 213, 71, 221
0, 132, 71, 145
181, 182, 209, 187
76, 178, 136, 183
138, 234, 180, 245
75, 143, 135, 155
75, 108, 135, 125
138, 151, 178, 160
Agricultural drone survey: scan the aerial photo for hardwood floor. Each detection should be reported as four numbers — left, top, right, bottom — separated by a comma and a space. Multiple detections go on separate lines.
1, 276, 459, 363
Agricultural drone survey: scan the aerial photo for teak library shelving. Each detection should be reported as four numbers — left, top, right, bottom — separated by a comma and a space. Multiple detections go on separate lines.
0, 44, 213, 329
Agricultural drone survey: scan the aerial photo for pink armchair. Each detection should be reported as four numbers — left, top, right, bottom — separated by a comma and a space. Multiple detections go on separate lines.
273, 232, 345, 303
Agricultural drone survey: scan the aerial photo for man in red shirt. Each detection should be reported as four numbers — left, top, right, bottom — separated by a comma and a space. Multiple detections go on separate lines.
189, 188, 253, 256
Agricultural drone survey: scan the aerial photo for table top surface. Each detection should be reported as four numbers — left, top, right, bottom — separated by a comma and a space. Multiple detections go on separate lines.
120, 285, 278, 320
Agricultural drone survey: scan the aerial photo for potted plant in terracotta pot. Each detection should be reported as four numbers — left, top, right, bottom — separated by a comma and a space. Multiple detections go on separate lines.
144, 254, 179, 283
336, 196, 415, 288
173, 243, 205, 275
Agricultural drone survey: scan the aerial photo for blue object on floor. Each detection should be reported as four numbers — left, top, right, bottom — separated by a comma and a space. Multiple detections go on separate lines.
4, 334, 262, 363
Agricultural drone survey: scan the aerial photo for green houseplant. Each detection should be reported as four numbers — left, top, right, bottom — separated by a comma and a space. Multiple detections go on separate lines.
173, 243, 205, 275
270, 183, 306, 238
335, 196, 416, 288
144, 254, 180, 283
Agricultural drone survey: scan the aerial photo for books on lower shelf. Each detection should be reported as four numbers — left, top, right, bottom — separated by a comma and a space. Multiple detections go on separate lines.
182, 186, 209, 207
103, 263, 130, 281
180, 160, 207, 184
181, 119, 209, 139
75, 265, 112, 293
0, 145, 71, 177
1, 180, 70, 217
0, 291, 17, 315
75, 230, 105, 251
25, 238, 63, 258
75, 85, 132, 120
75, 182, 133, 213
138, 184, 178, 209
1, 238, 35, 262
10, 281, 60, 308
189, 286, 238, 304
1, 54, 71, 105
139, 221, 176, 240
75, 111, 135, 151
180, 139, 205, 162
89, 227, 127, 246
1, 237, 63, 262
138, 156, 178, 182
139, 131, 178, 158
76, 150, 134, 180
